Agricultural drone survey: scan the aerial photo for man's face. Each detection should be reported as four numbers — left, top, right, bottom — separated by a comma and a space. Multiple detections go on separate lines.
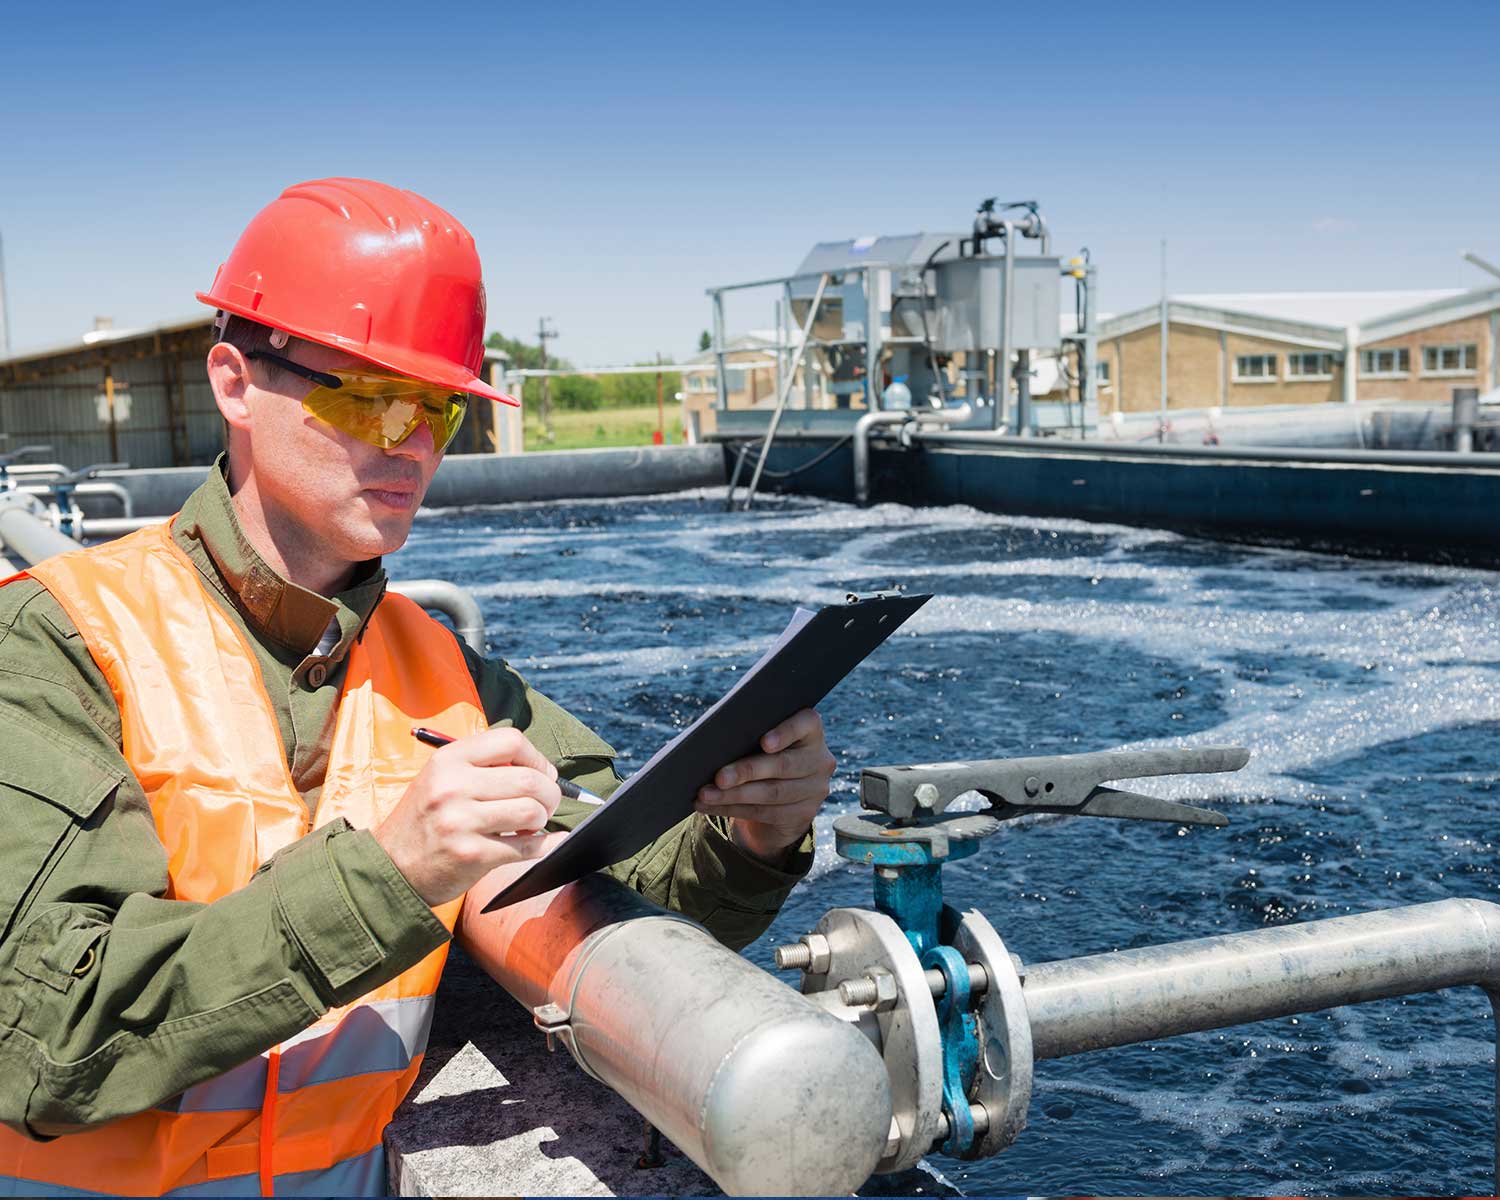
235, 340, 445, 568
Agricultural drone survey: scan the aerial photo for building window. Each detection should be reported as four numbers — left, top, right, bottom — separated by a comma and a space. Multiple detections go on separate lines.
724, 368, 748, 393
1359, 348, 1410, 378
1094, 360, 1111, 388
1234, 354, 1278, 382
1420, 343, 1477, 376
1286, 352, 1335, 380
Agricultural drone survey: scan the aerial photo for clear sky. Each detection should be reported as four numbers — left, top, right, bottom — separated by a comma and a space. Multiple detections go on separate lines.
2, 0, 1497, 365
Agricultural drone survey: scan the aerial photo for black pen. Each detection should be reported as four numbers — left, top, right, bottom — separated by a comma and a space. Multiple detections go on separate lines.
411, 726, 599, 803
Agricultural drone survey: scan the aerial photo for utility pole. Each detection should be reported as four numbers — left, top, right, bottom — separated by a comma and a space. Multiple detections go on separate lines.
0, 231, 11, 359
536, 317, 557, 442
655, 351, 665, 445
1158, 237, 1169, 442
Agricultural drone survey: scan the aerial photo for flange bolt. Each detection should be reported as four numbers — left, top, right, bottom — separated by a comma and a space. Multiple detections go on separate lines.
914, 782, 941, 810
838, 969, 899, 1011
773, 932, 831, 973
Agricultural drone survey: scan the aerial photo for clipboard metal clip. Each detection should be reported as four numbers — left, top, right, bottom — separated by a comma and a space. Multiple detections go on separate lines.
844, 588, 906, 604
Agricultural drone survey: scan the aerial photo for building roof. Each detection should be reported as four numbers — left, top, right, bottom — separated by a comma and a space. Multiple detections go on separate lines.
1172, 290, 1463, 328
1100, 286, 1499, 348
0, 314, 211, 369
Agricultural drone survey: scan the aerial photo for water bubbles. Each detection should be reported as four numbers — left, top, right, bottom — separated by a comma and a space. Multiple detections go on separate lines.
396, 490, 1498, 1194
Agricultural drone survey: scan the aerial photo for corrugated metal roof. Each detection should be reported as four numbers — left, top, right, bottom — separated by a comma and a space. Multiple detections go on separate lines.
0, 314, 210, 368
1172, 290, 1464, 328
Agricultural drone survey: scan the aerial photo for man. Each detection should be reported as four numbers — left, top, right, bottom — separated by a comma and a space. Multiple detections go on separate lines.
0, 178, 836, 1196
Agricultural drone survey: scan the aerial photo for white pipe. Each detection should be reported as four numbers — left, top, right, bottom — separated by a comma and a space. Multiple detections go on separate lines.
854, 404, 973, 504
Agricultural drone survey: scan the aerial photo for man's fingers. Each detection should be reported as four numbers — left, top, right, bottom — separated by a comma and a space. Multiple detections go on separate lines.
760, 708, 823, 754
449, 726, 557, 777
698, 777, 822, 811
713, 743, 830, 790
452, 764, 562, 819
481, 830, 559, 865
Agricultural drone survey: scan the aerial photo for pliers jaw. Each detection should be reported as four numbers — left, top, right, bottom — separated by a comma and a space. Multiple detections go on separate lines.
859, 745, 1250, 829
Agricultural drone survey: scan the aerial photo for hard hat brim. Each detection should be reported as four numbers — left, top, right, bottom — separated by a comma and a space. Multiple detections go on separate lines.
198, 292, 521, 408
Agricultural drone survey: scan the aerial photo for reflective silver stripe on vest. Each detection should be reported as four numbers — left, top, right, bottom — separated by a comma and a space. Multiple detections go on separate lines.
1, 1139, 388, 1197
156, 995, 435, 1113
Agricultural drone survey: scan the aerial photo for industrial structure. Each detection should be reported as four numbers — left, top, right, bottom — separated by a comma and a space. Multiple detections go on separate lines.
706, 198, 1097, 449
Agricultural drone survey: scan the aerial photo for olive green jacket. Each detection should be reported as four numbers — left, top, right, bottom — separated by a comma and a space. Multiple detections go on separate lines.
0, 461, 810, 1137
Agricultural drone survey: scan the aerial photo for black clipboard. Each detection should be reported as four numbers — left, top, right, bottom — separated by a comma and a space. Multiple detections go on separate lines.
482, 591, 930, 911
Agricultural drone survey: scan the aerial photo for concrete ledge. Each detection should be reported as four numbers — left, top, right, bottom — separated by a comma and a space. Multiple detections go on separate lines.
422, 445, 725, 508
91, 446, 727, 518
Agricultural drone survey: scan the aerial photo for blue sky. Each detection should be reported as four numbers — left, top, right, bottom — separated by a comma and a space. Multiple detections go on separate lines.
2, 0, 1497, 364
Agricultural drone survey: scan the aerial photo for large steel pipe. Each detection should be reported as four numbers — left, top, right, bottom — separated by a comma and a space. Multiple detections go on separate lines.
1023, 898, 1500, 1060
0, 494, 85, 565
1024, 899, 1500, 1189
461, 872, 893, 1196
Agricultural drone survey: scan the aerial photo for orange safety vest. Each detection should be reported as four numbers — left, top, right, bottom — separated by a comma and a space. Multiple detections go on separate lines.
0, 521, 488, 1196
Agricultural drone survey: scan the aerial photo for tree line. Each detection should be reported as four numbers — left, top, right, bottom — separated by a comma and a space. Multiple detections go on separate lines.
486, 330, 684, 413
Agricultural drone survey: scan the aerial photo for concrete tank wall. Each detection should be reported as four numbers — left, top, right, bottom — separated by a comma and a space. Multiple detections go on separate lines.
86, 446, 728, 518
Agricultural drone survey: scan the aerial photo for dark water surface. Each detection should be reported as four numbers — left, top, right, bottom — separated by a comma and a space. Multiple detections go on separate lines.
398, 490, 1500, 1197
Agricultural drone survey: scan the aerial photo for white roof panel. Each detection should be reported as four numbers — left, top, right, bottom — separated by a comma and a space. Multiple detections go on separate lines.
1174, 290, 1464, 328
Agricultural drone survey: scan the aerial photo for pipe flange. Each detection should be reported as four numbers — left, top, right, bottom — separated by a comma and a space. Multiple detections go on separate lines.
949, 909, 1032, 1157
803, 907, 945, 1172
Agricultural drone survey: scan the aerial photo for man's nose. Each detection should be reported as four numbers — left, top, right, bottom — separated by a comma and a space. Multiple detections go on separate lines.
390, 417, 437, 461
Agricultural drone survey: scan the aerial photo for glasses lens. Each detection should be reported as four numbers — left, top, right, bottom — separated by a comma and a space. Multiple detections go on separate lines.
302, 372, 468, 451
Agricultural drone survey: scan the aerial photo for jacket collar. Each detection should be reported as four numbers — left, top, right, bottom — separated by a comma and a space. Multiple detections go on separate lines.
171, 455, 387, 663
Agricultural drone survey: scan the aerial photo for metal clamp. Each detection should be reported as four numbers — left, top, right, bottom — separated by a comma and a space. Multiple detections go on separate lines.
531, 1000, 605, 1083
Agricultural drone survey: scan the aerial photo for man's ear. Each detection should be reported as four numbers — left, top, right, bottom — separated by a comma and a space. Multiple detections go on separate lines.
206, 342, 254, 433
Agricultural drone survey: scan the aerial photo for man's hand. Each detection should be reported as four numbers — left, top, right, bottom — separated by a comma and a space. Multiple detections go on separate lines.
375, 727, 563, 907
695, 708, 836, 863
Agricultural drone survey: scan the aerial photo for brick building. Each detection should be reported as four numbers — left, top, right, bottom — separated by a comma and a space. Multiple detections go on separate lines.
1096, 287, 1500, 414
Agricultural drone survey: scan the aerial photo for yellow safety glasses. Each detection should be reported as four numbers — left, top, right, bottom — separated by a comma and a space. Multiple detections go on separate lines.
247, 350, 469, 452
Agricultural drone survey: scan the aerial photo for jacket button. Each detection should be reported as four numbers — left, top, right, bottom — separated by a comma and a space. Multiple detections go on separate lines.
308, 663, 328, 687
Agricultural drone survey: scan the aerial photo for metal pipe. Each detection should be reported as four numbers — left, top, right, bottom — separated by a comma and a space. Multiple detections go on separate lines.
389, 579, 486, 653
1024, 899, 1500, 1188
1015, 349, 1032, 437
1454, 386, 1480, 454
20, 481, 134, 517
854, 404, 973, 505
1081, 262, 1098, 430
4, 463, 71, 479
996, 220, 1015, 432
460, 872, 893, 1196
0, 493, 85, 564
1023, 898, 1500, 1060
853, 412, 910, 505
76, 515, 160, 539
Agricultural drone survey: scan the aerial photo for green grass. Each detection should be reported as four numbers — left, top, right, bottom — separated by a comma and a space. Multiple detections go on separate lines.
524, 403, 677, 451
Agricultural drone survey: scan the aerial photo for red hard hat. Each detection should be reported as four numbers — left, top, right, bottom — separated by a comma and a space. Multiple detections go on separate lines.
198, 178, 518, 406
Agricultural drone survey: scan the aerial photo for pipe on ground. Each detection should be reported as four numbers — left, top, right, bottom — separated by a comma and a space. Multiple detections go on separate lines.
460, 872, 893, 1196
